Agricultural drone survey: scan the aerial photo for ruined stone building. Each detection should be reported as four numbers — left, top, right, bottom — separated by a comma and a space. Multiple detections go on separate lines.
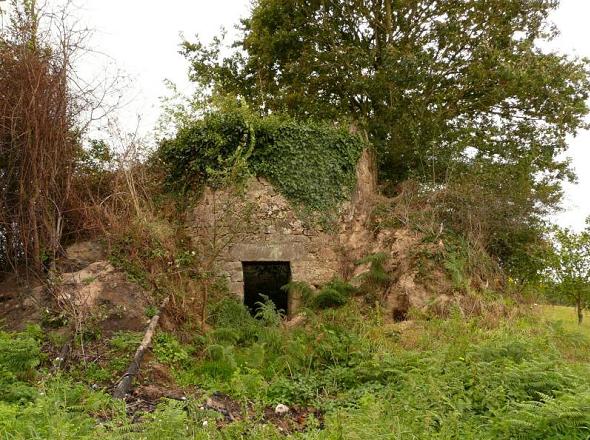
189, 150, 384, 316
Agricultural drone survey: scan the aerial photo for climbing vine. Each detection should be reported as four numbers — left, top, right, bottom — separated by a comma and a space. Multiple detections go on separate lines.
158, 110, 365, 215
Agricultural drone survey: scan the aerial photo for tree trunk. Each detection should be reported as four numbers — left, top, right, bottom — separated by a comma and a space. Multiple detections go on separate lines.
200, 280, 209, 330
577, 299, 583, 325
113, 296, 169, 399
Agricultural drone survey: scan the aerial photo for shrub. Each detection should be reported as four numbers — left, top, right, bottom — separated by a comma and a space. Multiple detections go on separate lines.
312, 288, 349, 309
312, 278, 357, 309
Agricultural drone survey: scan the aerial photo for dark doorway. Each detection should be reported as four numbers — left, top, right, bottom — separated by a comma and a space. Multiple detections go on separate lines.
243, 261, 291, 316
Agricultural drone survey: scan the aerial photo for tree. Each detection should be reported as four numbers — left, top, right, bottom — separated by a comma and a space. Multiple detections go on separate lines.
181, 0, 590, 281
547, 224, 590, 325
0, 0, 78, 271
0, 0, 122, 273
183, 0, 588, 185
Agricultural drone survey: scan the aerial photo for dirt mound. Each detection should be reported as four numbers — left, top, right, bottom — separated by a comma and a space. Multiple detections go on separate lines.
0, 240, 153, 334
0, 273, 45, 331
342, 199, 455, 321
58, 260, 152, 334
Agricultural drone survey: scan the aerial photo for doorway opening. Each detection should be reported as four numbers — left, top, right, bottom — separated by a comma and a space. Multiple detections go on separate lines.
242, 261, 291, 317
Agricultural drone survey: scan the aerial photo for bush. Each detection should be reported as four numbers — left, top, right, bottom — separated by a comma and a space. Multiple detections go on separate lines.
312, 288, 348, 309
312, 278, 357, 309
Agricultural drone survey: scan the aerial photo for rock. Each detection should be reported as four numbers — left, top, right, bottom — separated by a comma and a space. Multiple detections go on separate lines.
56, 259, 150, 333
64, 240, 104, 267
205, 397, 226, 412
275, 403, 290, 416
204, 395, 236, 421
58, 261, 117, 308
284, 314, 306, 329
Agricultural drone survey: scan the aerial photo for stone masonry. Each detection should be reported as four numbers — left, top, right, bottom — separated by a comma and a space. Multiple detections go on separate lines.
189, 149, 376, 314
189, 179, 342, 310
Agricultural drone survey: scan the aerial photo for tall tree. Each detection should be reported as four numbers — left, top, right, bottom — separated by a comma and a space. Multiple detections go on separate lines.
181, 0, 590, 280
0, 0, 98, 272
183, 0, 588, 188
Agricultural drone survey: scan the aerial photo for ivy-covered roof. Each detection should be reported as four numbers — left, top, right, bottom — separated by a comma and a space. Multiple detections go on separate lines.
158, 110, 366, 215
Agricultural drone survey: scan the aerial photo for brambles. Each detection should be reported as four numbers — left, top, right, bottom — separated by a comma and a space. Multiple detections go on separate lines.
0, 2, 79, 272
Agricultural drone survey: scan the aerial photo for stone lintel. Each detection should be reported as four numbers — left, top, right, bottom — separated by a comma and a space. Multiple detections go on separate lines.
229, 243, 306, 261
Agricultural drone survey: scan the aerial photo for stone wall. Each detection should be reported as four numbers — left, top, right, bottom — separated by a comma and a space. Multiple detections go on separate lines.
189, 178, 342, 311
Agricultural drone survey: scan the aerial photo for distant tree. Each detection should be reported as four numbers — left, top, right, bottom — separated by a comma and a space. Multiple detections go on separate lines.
547, 224, 590, 325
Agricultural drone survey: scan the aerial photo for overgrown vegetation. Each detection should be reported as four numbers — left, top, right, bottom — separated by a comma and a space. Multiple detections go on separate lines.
158, 105, 365, 215
0, 1, 80, 271
182, 0, 590, 289
2, 302, 590, 438
2, 0, 590, 438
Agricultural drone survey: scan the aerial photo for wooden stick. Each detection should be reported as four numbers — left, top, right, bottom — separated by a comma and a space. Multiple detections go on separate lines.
52, 335, 73, 372
113, 296, 169, 399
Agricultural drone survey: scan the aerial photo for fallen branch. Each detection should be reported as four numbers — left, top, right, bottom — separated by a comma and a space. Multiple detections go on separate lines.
113, 296, 170, 399
52, 335, 73, 372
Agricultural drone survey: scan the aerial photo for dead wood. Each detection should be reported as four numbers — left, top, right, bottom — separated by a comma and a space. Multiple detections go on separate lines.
52, 335, 74, 372
113, 296, 170, 399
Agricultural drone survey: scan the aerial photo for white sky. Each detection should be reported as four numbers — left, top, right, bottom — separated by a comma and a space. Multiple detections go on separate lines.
3, 1, 589, 230
544, 1, 590, 231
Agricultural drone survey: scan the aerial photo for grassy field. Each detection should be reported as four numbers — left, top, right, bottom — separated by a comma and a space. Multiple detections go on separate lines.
539, 304, 590, 336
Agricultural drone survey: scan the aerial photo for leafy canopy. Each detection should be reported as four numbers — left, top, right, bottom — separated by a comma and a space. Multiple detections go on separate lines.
183, 0, 589, 192
181, 0, 590, 284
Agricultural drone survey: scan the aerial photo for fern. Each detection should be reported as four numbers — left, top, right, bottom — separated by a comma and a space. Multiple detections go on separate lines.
254, 295, 284, 326
355, 253, 391, 301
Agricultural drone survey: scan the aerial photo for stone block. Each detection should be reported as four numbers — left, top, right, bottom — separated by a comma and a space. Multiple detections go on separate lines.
229, 243, 305, 261
224, 261, 243, 271
291, 260, 338, 286
229, 282, 244, 299
229, 270, 243, 283
265, 233, 292, 244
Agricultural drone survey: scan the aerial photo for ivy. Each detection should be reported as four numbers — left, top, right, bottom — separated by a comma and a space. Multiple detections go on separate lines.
158, 110, 365, 216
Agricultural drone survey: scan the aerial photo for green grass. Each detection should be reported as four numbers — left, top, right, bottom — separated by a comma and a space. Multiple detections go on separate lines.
539, 304, 590, 336
2, 301, 590, 439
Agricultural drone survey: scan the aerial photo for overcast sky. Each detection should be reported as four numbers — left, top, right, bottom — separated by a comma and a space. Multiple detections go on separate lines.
6, 1, 589, 230
543, 1, 590, 231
